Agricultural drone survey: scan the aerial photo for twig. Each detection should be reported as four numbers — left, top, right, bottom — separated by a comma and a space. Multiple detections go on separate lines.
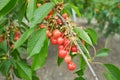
57, 13, 99, 80
6, 15, 14, 80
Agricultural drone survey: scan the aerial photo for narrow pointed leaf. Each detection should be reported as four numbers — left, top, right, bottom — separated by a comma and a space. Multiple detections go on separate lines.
32, 38, 49, 70
0, 60, 11, 76
26, 0, 36, 21
0, 0, 18, 17
57, 57, 64, 66
31, 2, 54, 27
14, 28, 35, 49
73, 27, 93, 46
104, 64, 120, 80
0, 0, 10, 11
104, 72, 115, 80
15, 61, 32, 80
96, 48, 109, 57
86, 28, 98, 45
17, 1, 27, 24
27, 28, 46, 58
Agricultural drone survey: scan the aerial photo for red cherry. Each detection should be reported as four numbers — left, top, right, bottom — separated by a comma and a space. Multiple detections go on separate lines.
39, 23, 45, 28
52, 29, 61, 38
48, 10, 53, 15
14, 36, 20, 41
14, 31, 21, 41
65, 46, 70, 51
45, 15, 51, 20
64, 38, 70, 46
67, 62, 76, 71
56, 19, 62, 25
62, 13, 68, 19
57, 37, 64, 45
50, 37, 57, 45
64, 55, 71, 64
0, 34, 4, 42
46, 30, 52, 38
58, 45, 64, 50
58, 49, 67, 58
71, 46, 77, 52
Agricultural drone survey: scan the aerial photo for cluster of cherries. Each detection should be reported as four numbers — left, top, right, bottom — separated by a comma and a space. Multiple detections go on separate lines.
47, 29, 77, 71
39, 9, 78, 71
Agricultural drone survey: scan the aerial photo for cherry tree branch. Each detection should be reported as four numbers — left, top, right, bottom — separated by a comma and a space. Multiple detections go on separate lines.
57, 13, 99, 80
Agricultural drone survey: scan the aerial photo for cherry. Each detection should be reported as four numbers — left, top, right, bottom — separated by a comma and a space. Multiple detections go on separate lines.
46, 30, 52, 38
52, 29, 61, 38
58, 49, 67, 58
0, 34, 4, 42
39, 23, 46, 28
56, 19, 62, 25
45, 15, 51, 20
64, 38, 70, 46
58, 45, 64, 50
67, 62, 76, 71
50, 37, 57, 45
48, 10, 53, 15
65, 46, 70, 51
57, 37, 64, 45
14, 31, 21, 41
71, 45, 77, 52
14, 36, 20, 42
62, 13, 68, 19
44, 10, 53, 20
64, 55, 71, 64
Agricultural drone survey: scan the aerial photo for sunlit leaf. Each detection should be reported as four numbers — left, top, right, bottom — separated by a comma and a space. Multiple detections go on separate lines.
96, 48, 109, 57
32, 38, 49, 70
74, 27, 93, 46
27, 28, 46, 58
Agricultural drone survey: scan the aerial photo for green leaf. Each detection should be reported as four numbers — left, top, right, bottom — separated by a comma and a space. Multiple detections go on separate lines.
69, 3, 81, 17
32, 71, 39, 80
104, 64, 120, 80
15, 61, 32, 80
32, 38, 49, 70
31, 2, 54, 27
0, 0, 18, 17
0, 0, 10, 11
0, 60, 11, 76
14, 28, 34, 49
79, 55, 87, 71
86, 28, 98, 45
73, 27, 93, 46
27, 28, 46, 58
104, 72, 115, 80
77, 39, 91, 58
74, 77, 85, 80
74, 69, 84, 76
26, 0, 36, 21
17, 1, 27, 24
96, 48, 109, 57
57, 57, 64, 66
0, 40, 7, 53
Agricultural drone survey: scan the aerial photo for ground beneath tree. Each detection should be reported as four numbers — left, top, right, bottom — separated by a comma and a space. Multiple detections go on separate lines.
0, 20, 120, 80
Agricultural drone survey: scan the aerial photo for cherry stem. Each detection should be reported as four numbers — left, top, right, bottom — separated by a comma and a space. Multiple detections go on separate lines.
6, 15, 14, 80
57, 13, 99, 80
